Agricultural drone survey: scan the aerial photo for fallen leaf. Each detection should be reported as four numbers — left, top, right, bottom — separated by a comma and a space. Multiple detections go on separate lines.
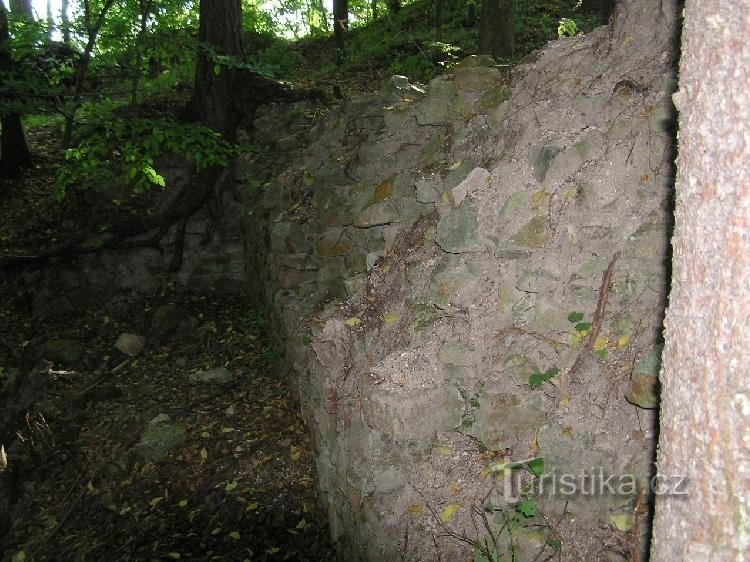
408, 504, 423, 515
610, 513, 635, 532
441, 504, 462, 523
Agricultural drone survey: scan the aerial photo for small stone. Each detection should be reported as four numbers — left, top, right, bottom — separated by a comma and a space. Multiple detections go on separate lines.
436, 201, 479, 253
189, 367, 234, 384
36, 339, 84, 365
511, 215, 552, 248
354, 203, 400, 228
136, 420, 188, 462
451, 167, 490, 207
115, 333, 145, 357
416, 177, 442, 203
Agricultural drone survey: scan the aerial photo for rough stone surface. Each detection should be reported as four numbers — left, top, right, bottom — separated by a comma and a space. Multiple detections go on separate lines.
136, 417, 188, 463
189, 367, 234, 384
242, 14, 677, 558
36, 339, 84, 365
115, 333, 146, 357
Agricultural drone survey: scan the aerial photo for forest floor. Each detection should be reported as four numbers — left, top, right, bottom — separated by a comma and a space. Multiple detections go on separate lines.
0, 279, 334, 561
0, 125, 334, 559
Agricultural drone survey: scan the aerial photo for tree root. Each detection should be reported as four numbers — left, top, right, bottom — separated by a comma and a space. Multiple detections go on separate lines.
0, 164, 232, 272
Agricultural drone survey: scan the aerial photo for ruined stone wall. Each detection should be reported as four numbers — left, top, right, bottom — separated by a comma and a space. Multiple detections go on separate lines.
247, 6, 678, 558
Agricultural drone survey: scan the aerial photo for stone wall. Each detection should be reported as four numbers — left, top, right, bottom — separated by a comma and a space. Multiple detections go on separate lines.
245, 9, 677, 556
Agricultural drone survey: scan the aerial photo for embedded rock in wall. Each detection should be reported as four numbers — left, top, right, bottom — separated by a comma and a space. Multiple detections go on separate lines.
249, 2, 677, 557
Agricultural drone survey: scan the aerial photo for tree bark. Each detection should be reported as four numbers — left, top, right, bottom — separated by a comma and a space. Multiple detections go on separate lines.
434, 0, 443, 41
0, 0, 32, 178
61, 0, 70, 44
46, 0, 53, 39
650, 1, 750, 560
8, 0, 30, 15
478, 0, 514, 60
333, 0, 348, 66
192, 0, 242, 141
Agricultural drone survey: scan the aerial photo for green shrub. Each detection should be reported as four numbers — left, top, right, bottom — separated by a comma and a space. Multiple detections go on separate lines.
56, 111, 238, 200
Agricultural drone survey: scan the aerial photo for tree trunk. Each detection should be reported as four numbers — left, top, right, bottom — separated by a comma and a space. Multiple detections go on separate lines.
46, 0, 53, 39
478, 0, 514, 60
8, 0, 30, 15
333, 0, 348, 66
0, 0, 32, 178
61, 0, 70, 44
61, 0, 117, 148
192, 0, 242, 141
434, 0, 443, 41
650, 1, 750, 560
371, 0, 377, 20
386, 0, 400, 15
130, 0, 153, 107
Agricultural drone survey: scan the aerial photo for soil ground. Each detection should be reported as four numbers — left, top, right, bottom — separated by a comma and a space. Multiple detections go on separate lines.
0, 279, 334, 561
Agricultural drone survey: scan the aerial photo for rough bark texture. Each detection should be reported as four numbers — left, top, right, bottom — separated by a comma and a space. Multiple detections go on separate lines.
651, 1, 750, 560
61, 0, 70, 44
8, 0, 30, 15
479, 0, 514, 59
0, 0, 32, 177
193, 0, 242, 141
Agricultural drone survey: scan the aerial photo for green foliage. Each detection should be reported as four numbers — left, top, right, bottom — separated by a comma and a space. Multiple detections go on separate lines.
557, 17, 578, 36
514, 0, 601, 55
55, 110, 237, 200
248, 39, 303, 77
473, 458, 557, 562
388, 53, 435, 82
529, 367, 559, 389
567, 311, 584, 323
242, 306, 270, 330
527, 456, 545, 477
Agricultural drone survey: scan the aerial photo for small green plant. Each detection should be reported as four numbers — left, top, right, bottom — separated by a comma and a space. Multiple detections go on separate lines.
471, 457, 559, 561
529, 367, 560, 390
558, 18, 579, 37
461, 392, 481, 428
242, 307, 269, 330
568, 311, 592, 333
388, 54, 436, 83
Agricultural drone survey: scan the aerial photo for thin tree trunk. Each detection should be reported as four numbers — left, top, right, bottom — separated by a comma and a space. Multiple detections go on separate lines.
0, 0, 32, 177
434, 0, 443, 41
46, 0, 53, 39
333, 0, 348, 66
371, 0, 377, 20
130, 0, 153, 107
61, 0, 117, 148
650, 1, 750, 559
61, 0, 70, 44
